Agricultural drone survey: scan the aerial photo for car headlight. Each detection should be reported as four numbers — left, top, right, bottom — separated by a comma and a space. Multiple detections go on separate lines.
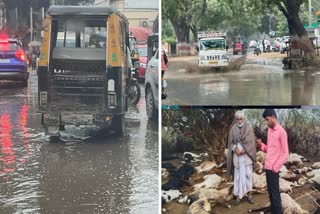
200, 55, 206, 60
140, 63, 147, 68
221, 55, 229, 59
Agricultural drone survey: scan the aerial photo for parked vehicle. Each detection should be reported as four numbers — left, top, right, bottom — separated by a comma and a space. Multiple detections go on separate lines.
145, 34, 159, 121
249, 40, 257, 48
0, 37, 28, 86
233, 36, 248, 55
37, 6, 130, 138
127, 62, 141, 106
280, 36, 290, 54
197, 31, 229, 67
136, 44, 147, 82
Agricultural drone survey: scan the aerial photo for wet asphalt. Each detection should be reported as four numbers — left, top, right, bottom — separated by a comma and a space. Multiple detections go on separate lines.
0, 70, 159, 214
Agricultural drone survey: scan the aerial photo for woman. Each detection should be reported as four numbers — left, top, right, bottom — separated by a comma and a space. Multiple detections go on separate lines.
226, 110, 256, 206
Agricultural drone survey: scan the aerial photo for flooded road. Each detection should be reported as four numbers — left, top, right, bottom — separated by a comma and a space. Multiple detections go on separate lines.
0, 71, 159, 214
163, 53, 320, 105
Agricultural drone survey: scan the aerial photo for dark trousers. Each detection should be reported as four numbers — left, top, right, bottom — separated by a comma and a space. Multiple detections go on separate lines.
266, 170, 283, 214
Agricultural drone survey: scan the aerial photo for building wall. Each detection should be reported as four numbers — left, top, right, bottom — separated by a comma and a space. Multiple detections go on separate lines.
94, 0, 158, 31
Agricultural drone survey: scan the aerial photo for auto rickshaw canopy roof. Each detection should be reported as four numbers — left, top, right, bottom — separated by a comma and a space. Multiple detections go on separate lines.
47, 6, 126, 20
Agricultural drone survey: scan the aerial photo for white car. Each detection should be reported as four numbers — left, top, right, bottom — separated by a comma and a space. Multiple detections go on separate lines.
249, 40, 257, 48
145, 48, 159, 120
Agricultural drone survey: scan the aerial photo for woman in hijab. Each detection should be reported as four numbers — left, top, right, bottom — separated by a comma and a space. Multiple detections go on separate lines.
226, 110, 256, 206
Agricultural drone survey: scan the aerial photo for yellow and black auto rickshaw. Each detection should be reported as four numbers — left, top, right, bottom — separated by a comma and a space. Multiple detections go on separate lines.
38, 6, 130, 138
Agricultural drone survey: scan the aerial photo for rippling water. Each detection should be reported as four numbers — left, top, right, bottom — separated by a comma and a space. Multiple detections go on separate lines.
0, 73, 159, 214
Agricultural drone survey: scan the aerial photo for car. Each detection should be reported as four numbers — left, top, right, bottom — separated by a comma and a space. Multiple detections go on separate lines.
0, 38, 29, 86
145, 48, 159, 120
280, 36, 290, 53
233, 36, 248, 55
136, 44, 147, 82
249, 40, 257, 48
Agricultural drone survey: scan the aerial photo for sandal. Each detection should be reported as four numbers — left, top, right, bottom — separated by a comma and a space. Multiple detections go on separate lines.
248, 194, 254, 204
233, 197, 241, 206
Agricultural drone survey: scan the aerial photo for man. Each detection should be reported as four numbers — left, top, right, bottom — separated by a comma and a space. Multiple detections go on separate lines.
227, 111, 256, 206
257, 109, 289, 214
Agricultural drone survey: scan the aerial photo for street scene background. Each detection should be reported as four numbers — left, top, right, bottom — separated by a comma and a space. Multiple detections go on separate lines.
0, 0, 159, 213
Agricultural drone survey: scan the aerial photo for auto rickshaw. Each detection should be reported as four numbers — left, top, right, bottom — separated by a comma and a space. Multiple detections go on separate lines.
37, 6, 130, 138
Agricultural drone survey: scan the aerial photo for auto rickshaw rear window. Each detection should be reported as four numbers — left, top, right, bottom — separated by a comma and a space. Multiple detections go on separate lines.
52, 18, 107, 49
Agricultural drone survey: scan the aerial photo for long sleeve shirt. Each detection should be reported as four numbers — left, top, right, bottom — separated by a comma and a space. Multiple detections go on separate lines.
260, 123, 289, 173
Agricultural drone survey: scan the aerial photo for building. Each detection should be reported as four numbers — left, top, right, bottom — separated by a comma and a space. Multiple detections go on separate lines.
94, 0, 158, 32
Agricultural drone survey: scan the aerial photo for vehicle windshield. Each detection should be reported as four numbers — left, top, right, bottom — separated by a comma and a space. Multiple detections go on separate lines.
0, 43, 19, 51
53, 19, 107, 48
137, 47, 147, 57
200, 39, 225, 50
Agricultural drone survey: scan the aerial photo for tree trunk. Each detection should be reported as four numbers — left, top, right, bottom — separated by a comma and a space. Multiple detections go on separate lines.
190, 25, 198, 42
171, 17, 190, 43
277, 0, 315, 64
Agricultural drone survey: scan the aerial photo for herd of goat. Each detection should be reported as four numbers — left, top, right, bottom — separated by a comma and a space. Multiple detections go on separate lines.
161, 150, 320, 214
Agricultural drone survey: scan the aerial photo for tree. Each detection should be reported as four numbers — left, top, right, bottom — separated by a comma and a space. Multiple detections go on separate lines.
162, 109, 236, 162
162, 0, 191, 43
252, 0, 316, 61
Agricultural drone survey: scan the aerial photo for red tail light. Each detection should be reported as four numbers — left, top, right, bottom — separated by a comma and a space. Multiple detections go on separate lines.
15, 50, 26, 61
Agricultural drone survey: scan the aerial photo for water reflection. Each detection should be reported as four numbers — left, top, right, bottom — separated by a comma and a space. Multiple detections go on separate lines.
0, 114, 15, 175
165, 60, 320, 105
0, 78, 158, 213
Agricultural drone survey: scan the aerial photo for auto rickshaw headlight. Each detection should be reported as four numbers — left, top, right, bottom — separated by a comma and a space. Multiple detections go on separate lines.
108, 93, 116, 109
40, 91, 48, 106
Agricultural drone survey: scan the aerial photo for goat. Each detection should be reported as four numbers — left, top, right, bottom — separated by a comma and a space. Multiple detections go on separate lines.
162, 189, 182, 203
279, 177, 302, 194
254, 161, 264, 174
183, 152, 208, 163
285, 153, 305, 169
256, 151, 266, 163
195, 161, 217, 173
253, 172, 267, 190
312, 162, 320, 169
307, 168, 320, 177
162, 163, 194, 191
187, 199, 211, 214
281, 193, 308, 214
249, 193, 308, 214
193, 174, 222, 190
162, 168, 169, 179
194, 185, 234, 202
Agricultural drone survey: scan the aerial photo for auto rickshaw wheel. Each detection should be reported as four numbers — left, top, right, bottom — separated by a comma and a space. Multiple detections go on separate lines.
112, 115, 125, 137
129, 80, 141, 105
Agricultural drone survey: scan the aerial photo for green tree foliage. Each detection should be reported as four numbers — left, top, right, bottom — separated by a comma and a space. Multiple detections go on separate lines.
163, 0, 320, 45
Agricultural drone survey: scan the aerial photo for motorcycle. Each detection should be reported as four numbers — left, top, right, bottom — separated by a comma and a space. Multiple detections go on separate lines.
128, 67, 141, 105
31, 54, 37, 70
254, 47, 261, 56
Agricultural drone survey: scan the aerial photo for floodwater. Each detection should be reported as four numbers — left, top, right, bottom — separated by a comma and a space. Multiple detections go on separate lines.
164, 56, 320, 106
0, 71, 159, 214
